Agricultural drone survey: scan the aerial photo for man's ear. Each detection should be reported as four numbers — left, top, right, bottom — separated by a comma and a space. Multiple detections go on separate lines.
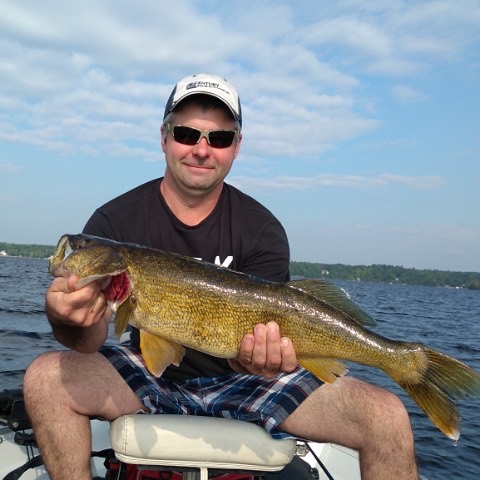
233, 132, 242, 158
160, 126, 167, 152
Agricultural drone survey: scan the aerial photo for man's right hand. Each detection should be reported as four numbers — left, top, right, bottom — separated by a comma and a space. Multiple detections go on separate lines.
45, 275, 111, 351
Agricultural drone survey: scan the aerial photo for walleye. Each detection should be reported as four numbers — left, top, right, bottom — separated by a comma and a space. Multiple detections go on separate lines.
49, 233, 480, 440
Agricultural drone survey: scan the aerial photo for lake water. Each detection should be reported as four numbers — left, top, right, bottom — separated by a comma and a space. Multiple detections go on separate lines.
1, 256, 479, 479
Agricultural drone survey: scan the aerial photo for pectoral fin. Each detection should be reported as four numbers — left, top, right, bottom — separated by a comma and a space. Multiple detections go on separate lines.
114, 299, 133, 337
298, 357, 349, 383
140, 331, 186, 377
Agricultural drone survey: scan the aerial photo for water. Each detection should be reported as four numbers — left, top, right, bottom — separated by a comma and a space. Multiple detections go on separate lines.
1, 256, 479, 479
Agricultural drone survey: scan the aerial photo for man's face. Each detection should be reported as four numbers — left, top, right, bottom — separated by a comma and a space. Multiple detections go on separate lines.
161, 102, 242, 196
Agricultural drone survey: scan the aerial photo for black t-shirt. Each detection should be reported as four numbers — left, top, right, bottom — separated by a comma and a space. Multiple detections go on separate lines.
83, 177, 290, 380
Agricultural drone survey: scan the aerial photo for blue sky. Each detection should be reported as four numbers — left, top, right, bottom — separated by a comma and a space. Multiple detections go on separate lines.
1, 0, 479, 272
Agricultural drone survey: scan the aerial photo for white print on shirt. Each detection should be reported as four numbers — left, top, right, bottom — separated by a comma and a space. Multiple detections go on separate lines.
193, 256, 234, 268
215, 255, 233, 268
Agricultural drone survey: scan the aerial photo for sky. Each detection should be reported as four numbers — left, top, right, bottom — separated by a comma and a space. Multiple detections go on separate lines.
1, 0, 479, 272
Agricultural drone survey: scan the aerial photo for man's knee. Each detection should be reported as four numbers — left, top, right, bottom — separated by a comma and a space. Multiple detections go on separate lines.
24, 351, 69, 398
379, 388, 411, 426
25, 350, 59, 379
361, 384, 414, 449
339, 378, 412, 435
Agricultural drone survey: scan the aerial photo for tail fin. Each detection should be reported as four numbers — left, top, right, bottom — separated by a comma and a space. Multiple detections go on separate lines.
399, 348, 480, 440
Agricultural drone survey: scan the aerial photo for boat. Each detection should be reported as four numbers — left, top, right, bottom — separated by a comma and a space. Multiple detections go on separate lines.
0, 388, 362, 480
1, 387, 433, 480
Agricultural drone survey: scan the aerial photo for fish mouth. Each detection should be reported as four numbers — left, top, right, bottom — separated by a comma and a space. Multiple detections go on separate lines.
48, 235, 73, 277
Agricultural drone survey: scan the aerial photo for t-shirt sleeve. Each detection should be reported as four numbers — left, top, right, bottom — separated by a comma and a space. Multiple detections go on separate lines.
81, 179, 161, 243
82, 210, 116, 238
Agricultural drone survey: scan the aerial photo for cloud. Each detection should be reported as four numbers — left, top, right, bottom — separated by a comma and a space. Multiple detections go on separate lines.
300, 0, 480, 74
230, 173, 446, 191
0, 1, 478, 171
0, 160, 21, 174
391, 85, 427, 104
354, 138, 418, 151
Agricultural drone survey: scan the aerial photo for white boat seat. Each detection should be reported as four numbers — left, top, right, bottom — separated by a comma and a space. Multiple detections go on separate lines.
109, 414, 297, 480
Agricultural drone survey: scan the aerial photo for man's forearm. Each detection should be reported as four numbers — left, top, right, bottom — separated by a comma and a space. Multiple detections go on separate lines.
49, 317, 108, 352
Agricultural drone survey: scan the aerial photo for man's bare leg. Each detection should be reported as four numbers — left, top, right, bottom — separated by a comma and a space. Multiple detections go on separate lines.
280, 376, 419, 480
23, 350, 145, 480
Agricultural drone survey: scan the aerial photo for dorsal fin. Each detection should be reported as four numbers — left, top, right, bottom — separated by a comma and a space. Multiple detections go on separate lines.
287, 279, 376, 327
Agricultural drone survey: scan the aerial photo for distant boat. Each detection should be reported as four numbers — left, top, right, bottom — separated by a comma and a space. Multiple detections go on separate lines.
0, 250, 7, 256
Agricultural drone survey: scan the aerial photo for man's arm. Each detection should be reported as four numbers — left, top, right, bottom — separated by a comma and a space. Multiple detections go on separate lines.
45, 275, 111, 352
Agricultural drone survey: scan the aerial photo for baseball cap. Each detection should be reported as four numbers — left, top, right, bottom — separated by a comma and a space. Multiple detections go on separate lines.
163, 73, 242, 128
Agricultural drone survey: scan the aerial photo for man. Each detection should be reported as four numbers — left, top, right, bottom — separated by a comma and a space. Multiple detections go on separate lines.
24, 74, 419, 479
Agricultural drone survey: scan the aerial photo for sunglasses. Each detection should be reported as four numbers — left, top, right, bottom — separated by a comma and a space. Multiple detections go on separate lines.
165, 123, 238, 149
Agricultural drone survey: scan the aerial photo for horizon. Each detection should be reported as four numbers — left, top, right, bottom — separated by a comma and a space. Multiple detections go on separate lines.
1, 240, 479, 275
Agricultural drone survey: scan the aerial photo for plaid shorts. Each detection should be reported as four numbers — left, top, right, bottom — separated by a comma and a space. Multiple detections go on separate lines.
100, 345, 322, 439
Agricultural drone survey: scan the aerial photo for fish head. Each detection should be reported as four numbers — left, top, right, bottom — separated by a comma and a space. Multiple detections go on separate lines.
49, 234, 101, 276
49, 234, 132, 310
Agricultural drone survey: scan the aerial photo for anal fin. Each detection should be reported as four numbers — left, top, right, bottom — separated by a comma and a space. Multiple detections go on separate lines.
298, 357, 349, 383
140, 331, 186, 377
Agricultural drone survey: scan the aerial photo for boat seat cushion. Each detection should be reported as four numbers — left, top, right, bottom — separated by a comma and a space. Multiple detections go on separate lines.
109, 414, 296, 472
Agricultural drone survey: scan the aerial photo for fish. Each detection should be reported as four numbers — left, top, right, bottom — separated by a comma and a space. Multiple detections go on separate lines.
49, 233, 480, 440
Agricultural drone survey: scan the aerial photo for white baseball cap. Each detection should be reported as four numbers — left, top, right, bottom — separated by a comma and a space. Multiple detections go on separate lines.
163, 73, 242, 128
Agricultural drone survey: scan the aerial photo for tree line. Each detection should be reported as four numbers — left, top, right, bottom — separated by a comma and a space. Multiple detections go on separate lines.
0, 242, 55, 259
290, 261, 480, 290
1, 242, 479, 290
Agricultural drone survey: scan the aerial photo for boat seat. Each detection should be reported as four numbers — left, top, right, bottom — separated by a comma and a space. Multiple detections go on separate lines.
109, 414, 297, 480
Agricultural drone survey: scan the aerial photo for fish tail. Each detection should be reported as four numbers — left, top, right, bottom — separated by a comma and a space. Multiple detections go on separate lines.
397, 347, 480, 440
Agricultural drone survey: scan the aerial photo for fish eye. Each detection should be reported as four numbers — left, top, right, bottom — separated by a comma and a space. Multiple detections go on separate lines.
78, 237, 92, 249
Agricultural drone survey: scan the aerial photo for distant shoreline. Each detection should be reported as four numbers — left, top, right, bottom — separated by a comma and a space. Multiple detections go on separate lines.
1, 241, 479, 290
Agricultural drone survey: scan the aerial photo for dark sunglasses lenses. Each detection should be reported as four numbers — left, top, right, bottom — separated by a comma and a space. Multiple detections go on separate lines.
206, 130, 236, 148
173, 126, 236, 148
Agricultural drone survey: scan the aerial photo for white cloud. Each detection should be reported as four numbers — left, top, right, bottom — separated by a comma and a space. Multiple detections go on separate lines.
0, 160, 21, 174
299, 0, 480, 74
1, 0, 478, 164
391, 85, 427, 104
230, 173, 446, 191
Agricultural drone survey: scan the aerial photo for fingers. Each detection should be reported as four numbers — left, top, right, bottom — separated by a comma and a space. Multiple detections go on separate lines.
252, 323, 281, 373
45, 275, 110, 328
278, 335, 298, 373
231, 322, 298, 378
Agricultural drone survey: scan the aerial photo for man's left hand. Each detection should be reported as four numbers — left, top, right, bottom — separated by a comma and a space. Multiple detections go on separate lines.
228, 321, 298, 377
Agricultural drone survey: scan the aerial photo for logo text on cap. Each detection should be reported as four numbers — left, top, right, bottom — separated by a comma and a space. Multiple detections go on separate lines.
186, 81, 220, 90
